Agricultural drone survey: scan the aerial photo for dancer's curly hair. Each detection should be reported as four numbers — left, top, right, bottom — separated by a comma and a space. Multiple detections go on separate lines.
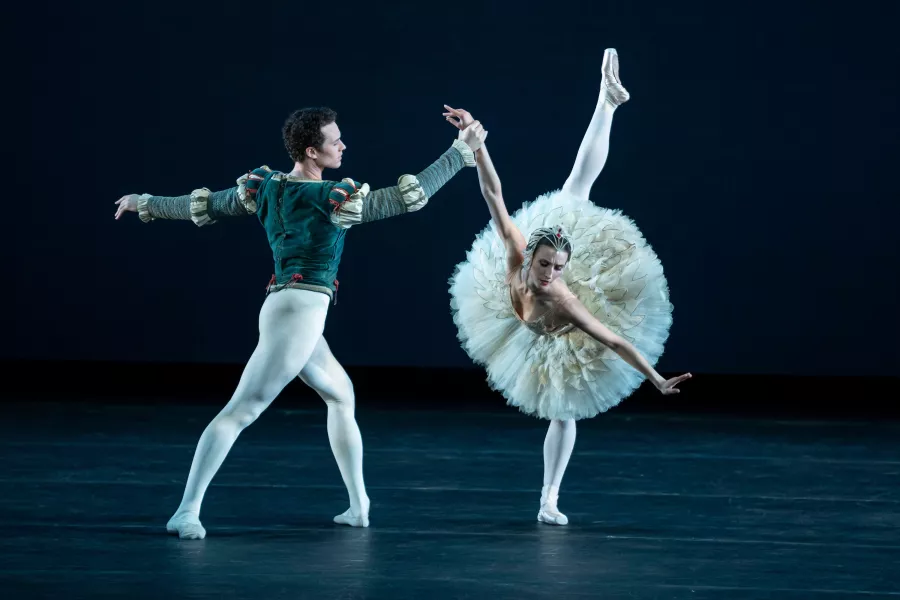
282, 107, 338, 163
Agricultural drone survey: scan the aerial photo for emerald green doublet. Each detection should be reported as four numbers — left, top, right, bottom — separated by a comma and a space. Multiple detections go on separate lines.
250, 169, 362, 297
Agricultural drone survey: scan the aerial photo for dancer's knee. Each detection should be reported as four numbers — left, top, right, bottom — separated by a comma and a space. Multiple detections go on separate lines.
220, 392, 273, 431
324, 382, 355, 415
552, 418, 576, 432
304, 361, 355, 413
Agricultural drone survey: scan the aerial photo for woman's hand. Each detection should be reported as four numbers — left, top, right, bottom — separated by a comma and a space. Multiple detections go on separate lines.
656, 373, 692, 395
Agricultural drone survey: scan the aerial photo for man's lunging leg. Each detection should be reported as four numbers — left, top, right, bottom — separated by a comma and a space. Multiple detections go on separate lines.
299, 336, 370, 527
167, 289, 330, 539
561, 48, 630, 201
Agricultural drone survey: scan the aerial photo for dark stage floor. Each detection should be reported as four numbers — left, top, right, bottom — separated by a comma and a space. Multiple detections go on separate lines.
1, 400, 898, 599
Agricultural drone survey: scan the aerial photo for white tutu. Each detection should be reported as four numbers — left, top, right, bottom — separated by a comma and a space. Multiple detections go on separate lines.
449, 189, 673, 421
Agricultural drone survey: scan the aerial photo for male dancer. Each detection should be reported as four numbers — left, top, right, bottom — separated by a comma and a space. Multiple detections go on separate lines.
115, 106, 486, 539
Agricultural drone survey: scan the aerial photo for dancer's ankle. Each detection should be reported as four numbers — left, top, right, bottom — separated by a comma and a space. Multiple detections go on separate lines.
352, 495, 371, 516
172, 506, 200, 519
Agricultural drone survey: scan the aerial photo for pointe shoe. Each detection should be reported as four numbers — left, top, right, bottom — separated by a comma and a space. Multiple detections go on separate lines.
601, 48, 630, 107
537, 485, 569, 526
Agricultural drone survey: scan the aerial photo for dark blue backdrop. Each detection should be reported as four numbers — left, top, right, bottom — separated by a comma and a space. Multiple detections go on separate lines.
10, 0, 899, 376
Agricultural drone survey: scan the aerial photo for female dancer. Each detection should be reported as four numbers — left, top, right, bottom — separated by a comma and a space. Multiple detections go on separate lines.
447, 48, 691, 525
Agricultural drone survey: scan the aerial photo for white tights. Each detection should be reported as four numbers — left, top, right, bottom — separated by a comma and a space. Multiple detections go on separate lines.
540, 67, 619, 526
561, 84, 617, 201
539, 419, 576, 525
167, 288, 368, 539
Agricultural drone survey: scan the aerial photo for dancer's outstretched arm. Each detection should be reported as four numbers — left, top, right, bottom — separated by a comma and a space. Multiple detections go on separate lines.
444, 106, 526, 271
556, 293, 691, 395
475, 144, 527, 270
118, 187, 251, 226
114, 166, 271, 226
331, 121, 485, 228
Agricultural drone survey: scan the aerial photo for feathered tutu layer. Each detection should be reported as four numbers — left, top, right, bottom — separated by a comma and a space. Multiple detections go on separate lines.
449, 189, 673, 421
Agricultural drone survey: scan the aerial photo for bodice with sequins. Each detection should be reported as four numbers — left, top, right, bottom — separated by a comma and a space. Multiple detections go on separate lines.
507, 283, 575, 337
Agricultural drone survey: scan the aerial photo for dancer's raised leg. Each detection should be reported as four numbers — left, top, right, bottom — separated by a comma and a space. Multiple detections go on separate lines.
166, 289, 330, 539
561, 48, 630, 200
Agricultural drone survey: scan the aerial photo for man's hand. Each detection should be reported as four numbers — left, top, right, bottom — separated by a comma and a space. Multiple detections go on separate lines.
114, 194, 141, 220
458, 121, 487, 152
443, 105, 475, 130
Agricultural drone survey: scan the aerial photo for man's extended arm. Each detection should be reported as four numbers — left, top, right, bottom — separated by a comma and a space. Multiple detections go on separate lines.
128, 167, 269, 226
329, 125, 484, 228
